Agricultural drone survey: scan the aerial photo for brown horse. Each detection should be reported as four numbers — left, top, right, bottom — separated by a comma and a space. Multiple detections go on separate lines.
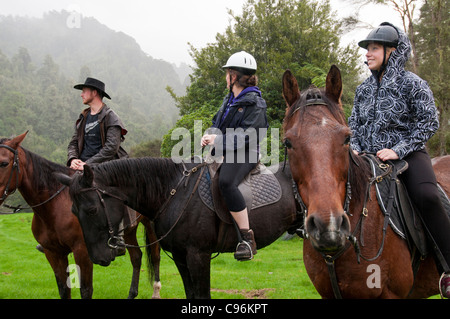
0, 132, 161, 299
282, 65, 446, 298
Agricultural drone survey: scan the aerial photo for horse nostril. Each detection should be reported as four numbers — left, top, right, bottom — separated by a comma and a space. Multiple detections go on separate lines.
339, 213, 351, 234
306, 215, 324, 235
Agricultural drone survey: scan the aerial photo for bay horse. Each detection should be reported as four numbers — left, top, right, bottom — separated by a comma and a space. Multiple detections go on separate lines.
0, 132, 161, 299
56, 156, 301, 298
281, 65, 447, 298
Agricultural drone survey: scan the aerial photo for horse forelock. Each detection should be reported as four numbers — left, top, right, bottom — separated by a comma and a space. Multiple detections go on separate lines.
286, 86, 346, 126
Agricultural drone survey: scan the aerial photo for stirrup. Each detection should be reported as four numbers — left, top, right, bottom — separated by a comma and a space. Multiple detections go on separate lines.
234, 240, 253, 261
439, 272, 450, 299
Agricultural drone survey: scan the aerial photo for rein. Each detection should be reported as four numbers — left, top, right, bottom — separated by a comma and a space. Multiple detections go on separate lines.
0, 144, 66, 214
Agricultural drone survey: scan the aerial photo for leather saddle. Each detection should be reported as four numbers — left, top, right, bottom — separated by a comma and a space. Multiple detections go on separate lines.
364, 154, 450, 259
197, 160, 282, 224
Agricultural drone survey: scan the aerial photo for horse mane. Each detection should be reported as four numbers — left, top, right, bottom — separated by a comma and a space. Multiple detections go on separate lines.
0, 137, 72, 193
348, 152, 371, 205
93, 157, 183, 206
286, 86, 347, 126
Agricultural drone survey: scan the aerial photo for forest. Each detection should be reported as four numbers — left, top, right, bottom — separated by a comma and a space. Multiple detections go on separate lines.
0, 0, 448, 165
0, 10, 187, 162
161, 0, 449, 159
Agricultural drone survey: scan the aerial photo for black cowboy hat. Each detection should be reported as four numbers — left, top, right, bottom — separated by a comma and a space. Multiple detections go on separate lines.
74, 77, 111, 100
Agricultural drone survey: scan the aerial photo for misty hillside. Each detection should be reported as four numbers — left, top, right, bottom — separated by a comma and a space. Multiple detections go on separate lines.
0, 10, 188, 161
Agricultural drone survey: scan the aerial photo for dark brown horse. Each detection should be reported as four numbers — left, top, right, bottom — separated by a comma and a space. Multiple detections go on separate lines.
282, 65, 446, 298
56, 156, 301, 298
0, 132, 161, 299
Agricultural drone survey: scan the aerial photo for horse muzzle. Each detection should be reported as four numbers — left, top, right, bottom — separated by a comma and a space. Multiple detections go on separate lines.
305, 212, 350, 253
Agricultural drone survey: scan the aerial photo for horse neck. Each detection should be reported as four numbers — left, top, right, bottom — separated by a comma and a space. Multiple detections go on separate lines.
17, 148, 68, 209
96, 158, 182, 218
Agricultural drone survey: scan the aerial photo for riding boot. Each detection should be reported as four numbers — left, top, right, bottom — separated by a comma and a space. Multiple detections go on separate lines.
234, 229, 257, 261
439, 273, 450, 299
115, 219, 126, 256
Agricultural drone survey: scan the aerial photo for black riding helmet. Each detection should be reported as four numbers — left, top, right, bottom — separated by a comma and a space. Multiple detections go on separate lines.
359, 22, 399, 79
358, 22, 399, 49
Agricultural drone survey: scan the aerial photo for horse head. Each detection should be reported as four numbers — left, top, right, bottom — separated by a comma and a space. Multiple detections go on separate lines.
56, 165, 126, 266
0, 131, 28, 204
282, 65, 351, 254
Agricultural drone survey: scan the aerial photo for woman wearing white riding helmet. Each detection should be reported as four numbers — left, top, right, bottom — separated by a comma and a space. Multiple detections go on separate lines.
201, 51, 268, 261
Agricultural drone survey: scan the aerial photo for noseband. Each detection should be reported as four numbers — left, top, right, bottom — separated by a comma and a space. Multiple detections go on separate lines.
0, 144, 20, 202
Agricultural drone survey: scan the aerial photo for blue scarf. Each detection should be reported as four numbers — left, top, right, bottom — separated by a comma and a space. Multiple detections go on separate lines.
220, 86, 262, 124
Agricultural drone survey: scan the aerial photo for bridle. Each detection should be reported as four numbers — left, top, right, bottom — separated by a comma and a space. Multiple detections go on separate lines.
0, 144, 20, 202
289, 145, 394, 298
75, 162, 207, 250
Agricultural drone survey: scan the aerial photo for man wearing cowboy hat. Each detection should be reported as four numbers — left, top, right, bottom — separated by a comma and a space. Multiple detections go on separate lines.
67, 77, 128, 171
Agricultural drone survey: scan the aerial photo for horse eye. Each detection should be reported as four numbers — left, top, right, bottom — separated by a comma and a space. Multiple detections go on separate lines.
86, 207, 98, 216
284, 139, 293, 149
0, 162, 8, 168
344, 135, 351, 146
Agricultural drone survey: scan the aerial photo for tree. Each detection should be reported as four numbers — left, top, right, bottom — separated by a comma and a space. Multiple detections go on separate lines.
416, 0, 449, 155
348, 0, 421, 73
162, 0, 362, 158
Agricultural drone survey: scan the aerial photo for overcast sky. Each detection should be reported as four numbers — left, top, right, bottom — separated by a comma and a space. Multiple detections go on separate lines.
0, 0, 403, 66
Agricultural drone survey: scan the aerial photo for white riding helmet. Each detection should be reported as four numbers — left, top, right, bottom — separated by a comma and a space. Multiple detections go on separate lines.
223, 51, 257, 75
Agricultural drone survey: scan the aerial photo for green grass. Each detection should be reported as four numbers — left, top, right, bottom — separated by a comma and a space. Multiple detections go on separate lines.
0, 213, 319, 299
0, 214, 441, 299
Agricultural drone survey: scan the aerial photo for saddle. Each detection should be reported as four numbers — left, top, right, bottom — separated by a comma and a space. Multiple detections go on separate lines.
363, 154, 450, 259
197, 161, 282, 224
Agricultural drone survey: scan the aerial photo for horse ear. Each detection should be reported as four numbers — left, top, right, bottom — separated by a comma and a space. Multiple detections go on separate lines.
54, 172, 72, 187
7, 131, 29, 149
325, 65, 342, 103
282, 69, 301, 108
81, 165, 94, 188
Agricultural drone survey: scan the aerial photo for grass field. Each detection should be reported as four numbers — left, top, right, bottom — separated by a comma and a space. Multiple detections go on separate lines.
0, 213, 320, 299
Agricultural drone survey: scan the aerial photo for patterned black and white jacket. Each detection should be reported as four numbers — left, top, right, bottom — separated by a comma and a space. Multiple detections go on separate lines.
348, 24, 439, 160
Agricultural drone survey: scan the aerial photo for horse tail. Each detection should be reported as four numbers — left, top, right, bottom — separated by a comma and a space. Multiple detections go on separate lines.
143, 220, 162, 298
144, 228, 155, 284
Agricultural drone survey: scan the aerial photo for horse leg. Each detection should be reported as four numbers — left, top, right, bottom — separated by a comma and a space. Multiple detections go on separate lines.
142, 218, 162, 299
185, 248, 212, 299
72, 246, 94, 299
123, 225, 142, 299
43, 249, 71, 299
172, 251, 197, 299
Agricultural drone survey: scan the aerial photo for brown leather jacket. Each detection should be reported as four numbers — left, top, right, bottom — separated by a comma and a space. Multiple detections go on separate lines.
67, 104, 128, 167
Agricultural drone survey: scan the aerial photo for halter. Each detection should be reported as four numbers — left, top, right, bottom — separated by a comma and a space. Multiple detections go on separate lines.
0, 144, 20, 202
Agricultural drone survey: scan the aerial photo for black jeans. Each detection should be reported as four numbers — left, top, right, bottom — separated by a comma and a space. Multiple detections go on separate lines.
401, 149, 450, 272
219, 152, 258, 212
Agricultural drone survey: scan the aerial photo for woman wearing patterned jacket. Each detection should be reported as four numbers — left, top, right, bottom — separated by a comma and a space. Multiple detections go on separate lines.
349, 22, 450, 298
